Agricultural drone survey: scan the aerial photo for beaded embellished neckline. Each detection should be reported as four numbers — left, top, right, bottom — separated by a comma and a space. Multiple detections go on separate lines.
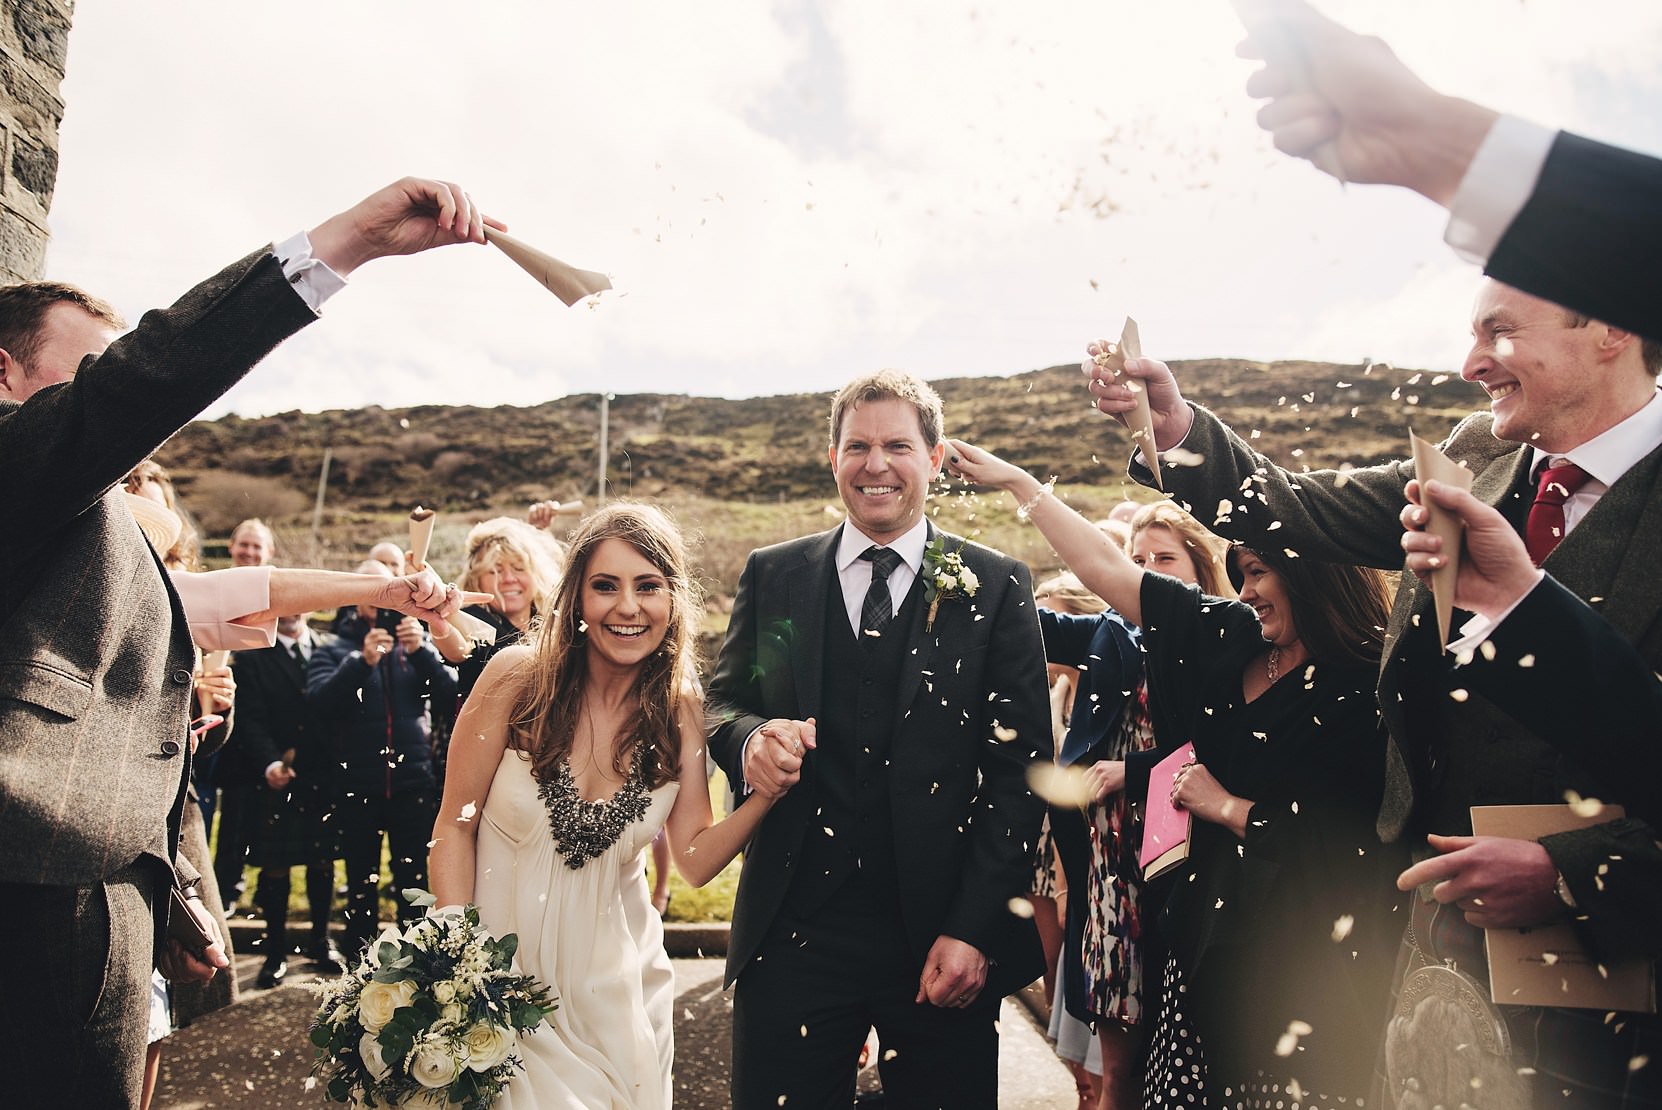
536, 746, 651, 870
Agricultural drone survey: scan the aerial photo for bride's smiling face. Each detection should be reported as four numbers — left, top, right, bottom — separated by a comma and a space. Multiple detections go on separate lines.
581, 538, 672, 668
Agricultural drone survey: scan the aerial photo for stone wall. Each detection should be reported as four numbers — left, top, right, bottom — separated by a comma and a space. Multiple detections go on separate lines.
0, 0, 72, 284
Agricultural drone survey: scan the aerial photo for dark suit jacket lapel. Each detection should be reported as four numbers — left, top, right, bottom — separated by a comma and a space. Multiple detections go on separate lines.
787, 528, 841, 719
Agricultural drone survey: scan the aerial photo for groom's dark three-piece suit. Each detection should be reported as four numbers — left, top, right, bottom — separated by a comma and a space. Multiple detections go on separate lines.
709, 520, 1051, 1109
0, 250, 315, 1105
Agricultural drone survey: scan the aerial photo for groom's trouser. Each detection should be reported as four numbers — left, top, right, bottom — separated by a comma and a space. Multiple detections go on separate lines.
732, 870, 999, 1110
0, 861, 157, 1108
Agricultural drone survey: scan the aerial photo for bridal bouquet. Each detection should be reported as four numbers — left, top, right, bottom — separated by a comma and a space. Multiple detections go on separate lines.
309, 892, 556, 1109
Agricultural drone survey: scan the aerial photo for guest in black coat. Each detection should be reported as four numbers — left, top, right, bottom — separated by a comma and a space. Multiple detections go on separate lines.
233, 614, 343, 988
308, 562, 457, 961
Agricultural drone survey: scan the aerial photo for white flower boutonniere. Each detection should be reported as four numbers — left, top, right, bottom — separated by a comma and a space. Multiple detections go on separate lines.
922, 538, 979, 632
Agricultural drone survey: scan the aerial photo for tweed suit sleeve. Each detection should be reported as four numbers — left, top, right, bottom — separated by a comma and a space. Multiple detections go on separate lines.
0, 250, 315, 569
706, 551, 770, 787
941, 555, 1052, 954
1137, 403, 1419, 570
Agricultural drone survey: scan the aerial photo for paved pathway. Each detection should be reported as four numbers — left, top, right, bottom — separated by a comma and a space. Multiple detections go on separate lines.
153, 950, 1077, 1108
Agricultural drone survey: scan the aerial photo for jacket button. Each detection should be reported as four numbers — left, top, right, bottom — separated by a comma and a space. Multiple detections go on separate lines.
170, 669, 192, 686
161, 739, 183, 756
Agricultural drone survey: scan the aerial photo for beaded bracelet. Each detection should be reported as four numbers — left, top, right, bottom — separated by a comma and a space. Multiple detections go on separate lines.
1016, 478, 1056, 522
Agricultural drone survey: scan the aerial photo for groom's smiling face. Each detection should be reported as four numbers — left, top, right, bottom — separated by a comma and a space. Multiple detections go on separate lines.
829, 397, 946, 545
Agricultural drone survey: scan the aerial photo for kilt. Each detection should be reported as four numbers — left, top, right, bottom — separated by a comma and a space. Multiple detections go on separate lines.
1376, 894, 1662, 1108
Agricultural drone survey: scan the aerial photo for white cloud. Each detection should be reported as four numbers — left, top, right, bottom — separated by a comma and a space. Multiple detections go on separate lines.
44, 0, 1661, 418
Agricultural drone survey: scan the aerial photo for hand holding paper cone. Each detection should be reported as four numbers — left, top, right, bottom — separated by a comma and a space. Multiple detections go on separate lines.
1231, 0, 1349, 184
484, 227, 611, 307
1407, 432, 1474, 647
197, 649, 232, 716
1401, 456, 1545, 632
1091, 317, 1163, 489
408, 506, 437, 572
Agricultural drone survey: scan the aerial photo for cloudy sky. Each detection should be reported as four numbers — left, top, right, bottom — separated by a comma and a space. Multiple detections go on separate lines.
44, 0, 1662, 419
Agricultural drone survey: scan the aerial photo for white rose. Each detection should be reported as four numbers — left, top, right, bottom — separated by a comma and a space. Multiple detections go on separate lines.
440, 1001, 466, 1028
959, 567, 979, 592
409, 1039, 461, 1089
358, 1033, 392, 1082
357, 978, 418, 1033
461, 1022, 515, 1072
430, 980, 457, 1005
937, 573, 958, 591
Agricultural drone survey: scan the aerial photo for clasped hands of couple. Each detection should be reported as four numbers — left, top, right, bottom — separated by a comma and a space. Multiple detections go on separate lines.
743, 717, 989, 1011
1078, 344, 1570, 932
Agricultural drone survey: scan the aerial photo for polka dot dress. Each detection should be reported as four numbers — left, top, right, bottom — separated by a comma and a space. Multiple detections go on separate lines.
1143, 955, 1209, 1107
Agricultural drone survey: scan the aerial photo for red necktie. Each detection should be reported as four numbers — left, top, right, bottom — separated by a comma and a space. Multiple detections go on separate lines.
1524, 460, 1592, 566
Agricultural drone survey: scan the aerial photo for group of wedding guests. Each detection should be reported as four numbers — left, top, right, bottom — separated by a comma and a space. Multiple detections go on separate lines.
5, 3, 1660, 1107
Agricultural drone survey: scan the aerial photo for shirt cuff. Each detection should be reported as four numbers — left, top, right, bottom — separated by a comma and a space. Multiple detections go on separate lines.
1444, 115, 1556, 266
273, 230, 348, 313
738, 724, 768, 796
264, 760, 286, 780
1131, 418, 1193, 470
1447, 569, 1546, 658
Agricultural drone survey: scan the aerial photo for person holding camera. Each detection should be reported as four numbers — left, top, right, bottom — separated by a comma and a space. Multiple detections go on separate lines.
307, 560, 459, 962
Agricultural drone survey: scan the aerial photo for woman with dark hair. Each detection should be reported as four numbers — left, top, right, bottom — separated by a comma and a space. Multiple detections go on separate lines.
948, 439, 1403, 1109
429, 503, 781, 1109
1035, 503, 1234, 1110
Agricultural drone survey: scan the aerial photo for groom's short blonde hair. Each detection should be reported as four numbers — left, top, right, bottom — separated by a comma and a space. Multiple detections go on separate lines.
828, 369, 945, 449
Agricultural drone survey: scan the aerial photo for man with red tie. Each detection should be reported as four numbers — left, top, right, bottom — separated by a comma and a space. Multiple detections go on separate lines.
1089, 279, 1662, 1105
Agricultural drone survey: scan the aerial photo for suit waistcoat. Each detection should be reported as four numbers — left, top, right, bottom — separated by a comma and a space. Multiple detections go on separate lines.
785, 574, 922, 912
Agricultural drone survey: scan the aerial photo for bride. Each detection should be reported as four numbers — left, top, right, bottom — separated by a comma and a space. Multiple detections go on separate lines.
430, 504, 778, 1109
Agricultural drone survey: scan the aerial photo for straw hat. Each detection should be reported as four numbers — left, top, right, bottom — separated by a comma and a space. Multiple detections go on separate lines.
124, 491, 183, 554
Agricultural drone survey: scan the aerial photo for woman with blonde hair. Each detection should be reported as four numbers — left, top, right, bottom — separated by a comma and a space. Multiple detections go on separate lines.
433, 516, 566, 704
430, 503, 783, 1108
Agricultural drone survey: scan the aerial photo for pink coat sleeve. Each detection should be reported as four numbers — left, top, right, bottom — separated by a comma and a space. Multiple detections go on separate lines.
168, 565, 277, 650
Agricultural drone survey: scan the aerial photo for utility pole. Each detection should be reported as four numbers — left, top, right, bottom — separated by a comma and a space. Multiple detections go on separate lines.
310, 446, 332, 560
597, 392, 615, 505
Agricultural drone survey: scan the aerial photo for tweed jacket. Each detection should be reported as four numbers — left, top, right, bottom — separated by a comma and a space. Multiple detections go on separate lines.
706, 524, 1053, 995
0, 248, 315, 890
1141, 404, 1662, 962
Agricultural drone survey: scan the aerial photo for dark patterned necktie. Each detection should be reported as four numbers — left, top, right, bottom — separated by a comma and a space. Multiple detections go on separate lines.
860, 547, 902, 637
1525, 459, 1592, 565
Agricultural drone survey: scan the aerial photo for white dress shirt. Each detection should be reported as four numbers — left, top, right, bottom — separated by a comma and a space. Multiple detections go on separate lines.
835, 517, 929, 636
1444, 115, 1557, 267
273, 230, 348, 312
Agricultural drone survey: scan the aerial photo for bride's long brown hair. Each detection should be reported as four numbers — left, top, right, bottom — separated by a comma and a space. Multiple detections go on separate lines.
510, 503, 698, 789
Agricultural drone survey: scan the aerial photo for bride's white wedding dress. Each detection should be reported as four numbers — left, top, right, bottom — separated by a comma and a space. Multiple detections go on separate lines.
473, 748, 679, 1109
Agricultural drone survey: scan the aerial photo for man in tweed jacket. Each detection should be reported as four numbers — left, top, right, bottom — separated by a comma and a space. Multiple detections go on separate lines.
0, 177, 494, 1107
1088, 279, 1662, 1106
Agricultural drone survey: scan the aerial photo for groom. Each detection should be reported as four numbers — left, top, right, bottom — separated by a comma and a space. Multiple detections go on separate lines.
708, 369, 1051, 1109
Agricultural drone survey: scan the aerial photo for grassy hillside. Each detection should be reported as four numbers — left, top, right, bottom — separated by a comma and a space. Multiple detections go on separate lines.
156, 357, 1483, 597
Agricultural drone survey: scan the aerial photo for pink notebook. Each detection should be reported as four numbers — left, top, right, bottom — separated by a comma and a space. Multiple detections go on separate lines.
1139, 742, 1196, 881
